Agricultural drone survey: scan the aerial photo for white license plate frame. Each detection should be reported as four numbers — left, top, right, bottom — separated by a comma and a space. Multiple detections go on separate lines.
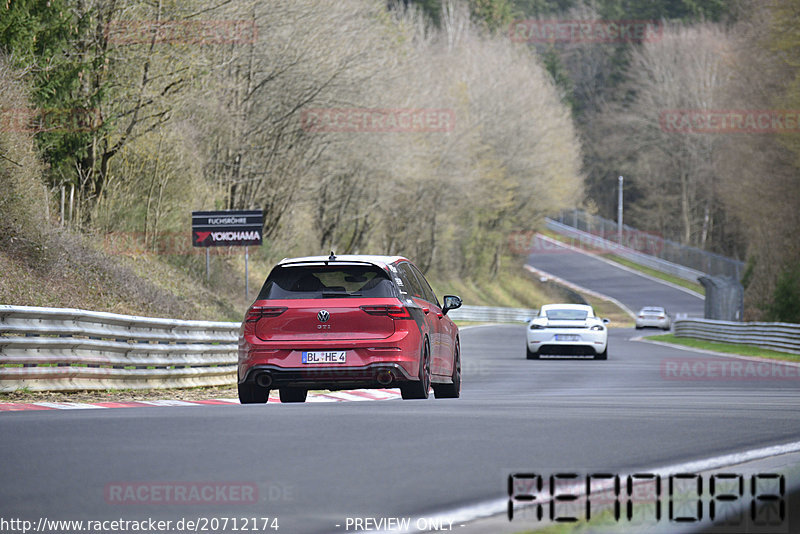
302, 351, 347, 364
555, 334, 580, 342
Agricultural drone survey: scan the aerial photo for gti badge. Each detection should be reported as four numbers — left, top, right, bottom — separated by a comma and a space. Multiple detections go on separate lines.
317, 310, 330, 322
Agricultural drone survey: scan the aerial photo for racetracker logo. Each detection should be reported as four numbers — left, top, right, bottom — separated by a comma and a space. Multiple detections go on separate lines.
300, 108, 455, 133
509, 20, 662, 43
104, 20, 258, 45
0, 107, 99, 134
104, 482, 259, 505
660, 110, 800, 134
661, 358, 800, 381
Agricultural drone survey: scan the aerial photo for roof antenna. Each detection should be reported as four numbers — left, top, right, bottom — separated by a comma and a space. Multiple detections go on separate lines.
328, 251, 336, 261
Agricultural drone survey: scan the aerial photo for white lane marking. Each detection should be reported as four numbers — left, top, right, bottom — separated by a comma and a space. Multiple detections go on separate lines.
523, 264, 636, 319
323, 391, 373, 402
372, 440, 800, 533
535, 233, 705, 299
138, 400, 199, 407
31, 402, 107, 410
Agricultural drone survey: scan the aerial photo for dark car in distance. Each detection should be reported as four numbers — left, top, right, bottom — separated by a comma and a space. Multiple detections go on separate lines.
237, 254, 462, 403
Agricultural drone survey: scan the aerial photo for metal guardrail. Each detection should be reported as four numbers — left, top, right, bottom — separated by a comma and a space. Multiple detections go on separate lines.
0, 306, 240, 392
0, 304, 535, 392
448, 305, 537, 323
546, 218, 706, 283
674, 318, 800, 355
553, 209, 744, 279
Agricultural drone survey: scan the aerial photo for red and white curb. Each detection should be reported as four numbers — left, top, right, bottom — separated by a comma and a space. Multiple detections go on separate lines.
0, 388, 402, 412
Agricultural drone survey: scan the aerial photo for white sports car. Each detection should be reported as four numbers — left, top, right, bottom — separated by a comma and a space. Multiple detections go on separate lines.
635, 306, 671, 330
526, 304, 609, 360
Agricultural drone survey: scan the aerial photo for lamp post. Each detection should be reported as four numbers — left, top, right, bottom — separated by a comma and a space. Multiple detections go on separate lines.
617, 176, 623, 245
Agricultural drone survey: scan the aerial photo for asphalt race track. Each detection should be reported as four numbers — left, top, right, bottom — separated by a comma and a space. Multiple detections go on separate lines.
2, 323, 800, 533
0, 256, 794, 533
526, 236, 705, 317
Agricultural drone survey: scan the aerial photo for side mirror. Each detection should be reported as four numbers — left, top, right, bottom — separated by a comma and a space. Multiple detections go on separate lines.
602, 318, 610, 324
442, 295, 462, 315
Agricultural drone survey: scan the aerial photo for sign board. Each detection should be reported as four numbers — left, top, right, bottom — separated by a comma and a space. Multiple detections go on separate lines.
192, 210, 263, 247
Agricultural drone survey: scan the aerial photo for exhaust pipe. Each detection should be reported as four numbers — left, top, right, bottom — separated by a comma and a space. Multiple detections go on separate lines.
376, 371, 393, 386
255, 373, 273, 388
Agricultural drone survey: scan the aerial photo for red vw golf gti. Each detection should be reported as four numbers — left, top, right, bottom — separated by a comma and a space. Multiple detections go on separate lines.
238, 254, 462, 403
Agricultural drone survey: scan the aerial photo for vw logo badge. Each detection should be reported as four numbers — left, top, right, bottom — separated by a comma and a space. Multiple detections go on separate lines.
317, 310, 330, 322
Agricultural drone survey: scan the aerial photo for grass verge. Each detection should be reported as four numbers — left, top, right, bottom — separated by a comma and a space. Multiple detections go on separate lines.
581, 293, 634, 328
645, 333, 800, 362
429, 262, 571, 310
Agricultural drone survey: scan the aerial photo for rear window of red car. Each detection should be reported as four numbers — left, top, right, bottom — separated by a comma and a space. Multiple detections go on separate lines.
257, 264, 396, 299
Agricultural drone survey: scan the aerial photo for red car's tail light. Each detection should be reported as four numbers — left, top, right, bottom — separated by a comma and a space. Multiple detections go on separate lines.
360, 305, 412, 319
245, 306, 288, 322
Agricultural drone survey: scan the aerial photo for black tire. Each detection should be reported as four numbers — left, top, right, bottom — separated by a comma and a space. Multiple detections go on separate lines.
238, 381, 269, 404
433, 339, 461, 399
401, 340, 430, 400
279, 387, 307, 403
595, 346, 608, 360
526, 345, 540, 359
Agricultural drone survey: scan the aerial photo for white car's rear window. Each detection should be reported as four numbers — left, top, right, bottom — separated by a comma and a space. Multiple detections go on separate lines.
545, 309, 589, 320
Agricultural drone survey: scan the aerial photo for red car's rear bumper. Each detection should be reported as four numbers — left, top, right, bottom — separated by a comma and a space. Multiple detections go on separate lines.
238, 329, 421, 390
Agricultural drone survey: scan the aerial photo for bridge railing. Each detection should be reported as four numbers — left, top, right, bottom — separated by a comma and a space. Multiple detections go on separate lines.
552, 209, 744, 280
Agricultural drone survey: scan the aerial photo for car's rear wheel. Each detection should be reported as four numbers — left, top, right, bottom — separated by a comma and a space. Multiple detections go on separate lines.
238, 381, 269, 404
433, 340, 460, 399
526, 345, 540, 359
401, 340, 430, 400
595, 346, 608, 360
279, 387, 307, 403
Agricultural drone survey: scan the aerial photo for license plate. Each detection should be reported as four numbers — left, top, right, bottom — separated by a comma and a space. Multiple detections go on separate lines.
302, 351, 346, 364
555, 334, 580, 342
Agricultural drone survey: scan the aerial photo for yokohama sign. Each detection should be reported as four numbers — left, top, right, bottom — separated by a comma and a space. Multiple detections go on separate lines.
192, 210, 263, 247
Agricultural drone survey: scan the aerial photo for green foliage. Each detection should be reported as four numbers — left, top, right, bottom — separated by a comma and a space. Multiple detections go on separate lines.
741, 256, 756, 290
0, 0, 98, 187
511, 0, 734, 20
405, 0, 443, 25
541, 47, 575, 110
469, 0, 516, 31
766, 266, 800, 324
511, 0, 577, 17
407, 0, 516, 30
0, 57, 47, 255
